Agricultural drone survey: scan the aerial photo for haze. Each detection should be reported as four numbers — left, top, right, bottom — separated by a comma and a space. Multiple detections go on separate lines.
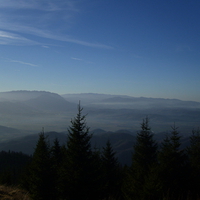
0, 91, 199, 139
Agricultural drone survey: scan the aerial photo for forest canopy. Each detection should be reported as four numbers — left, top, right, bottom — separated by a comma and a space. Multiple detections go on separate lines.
0, 105, 200, 200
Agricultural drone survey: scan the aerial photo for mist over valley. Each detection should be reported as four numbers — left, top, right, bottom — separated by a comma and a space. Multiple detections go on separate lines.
0, 90, 199, 135
0, 90, 198, 165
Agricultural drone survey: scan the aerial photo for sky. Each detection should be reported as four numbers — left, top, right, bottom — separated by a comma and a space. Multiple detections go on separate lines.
0, 0, 200, 102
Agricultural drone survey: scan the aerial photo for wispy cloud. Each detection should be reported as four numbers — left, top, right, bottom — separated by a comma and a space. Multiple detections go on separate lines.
0, 31, 39, 45
71, 57, 95, 65
42, 45, 50, 48
0, 0, 79, 11
9, 59, 39, 67
0, 0, 113, 49
71, 57, 83, 61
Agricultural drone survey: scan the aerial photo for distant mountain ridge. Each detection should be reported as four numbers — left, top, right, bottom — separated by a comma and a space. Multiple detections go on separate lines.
0, 90, 199, 135
24, 92, 76, 112
62, 93, 200, 109
61, 93, 125, 105
0, 90, 53, 101
0, 90, 76, 113
94, 96, 200, 108
1, 90, 199, 106
0, 91, 78, 132
0, 125, 26, 142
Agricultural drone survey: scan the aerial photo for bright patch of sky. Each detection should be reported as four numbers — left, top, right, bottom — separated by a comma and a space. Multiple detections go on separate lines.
0, 0, 199, 101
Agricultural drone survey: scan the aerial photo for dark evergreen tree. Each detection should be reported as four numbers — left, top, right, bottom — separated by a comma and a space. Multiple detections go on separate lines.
60, 103, 101, 200
158, 124, 188, 200
51, 138, 62, 167
28, 131, 55, 200
124, 117, 158, 200
0, 151, 31, 186
50, 138, 63, 200
101, 140, 123, 199
92, 146, 105, 199
187, 128, 200, 199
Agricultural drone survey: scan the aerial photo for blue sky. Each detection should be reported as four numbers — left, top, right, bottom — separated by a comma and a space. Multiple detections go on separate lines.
0, 0, 200, 101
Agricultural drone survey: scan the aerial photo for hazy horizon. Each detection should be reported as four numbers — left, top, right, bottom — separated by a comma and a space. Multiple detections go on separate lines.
0, 89, 200, 103
0, 90, 199, 137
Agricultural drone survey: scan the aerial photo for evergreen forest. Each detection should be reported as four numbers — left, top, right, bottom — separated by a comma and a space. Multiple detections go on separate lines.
1, 104, 200, 200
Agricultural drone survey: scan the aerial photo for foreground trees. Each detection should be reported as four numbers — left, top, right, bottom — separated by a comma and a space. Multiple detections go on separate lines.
26, 104, 123, 200
28, 130, 55, 200
187, 128, 200, 199
124, 117, 158, 200
18, 109, 200, 200
157, 124, 189, 199
60, 104, 101, 200
0, 151, 31, 185
123, 122, 200, 200
101, 140, 123, 199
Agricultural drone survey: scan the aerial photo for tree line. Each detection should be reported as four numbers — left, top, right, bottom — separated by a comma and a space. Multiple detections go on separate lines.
21, 104, 123, 200
0, 104, 200, 199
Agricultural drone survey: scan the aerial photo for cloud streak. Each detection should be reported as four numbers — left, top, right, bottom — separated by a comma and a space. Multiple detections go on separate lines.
0, 31, 39, 45
71, 57, 83, 61
9, 59, 39, 67
0, 0, 113, 49
0, 0, 79, 11
71, 57, 95, 65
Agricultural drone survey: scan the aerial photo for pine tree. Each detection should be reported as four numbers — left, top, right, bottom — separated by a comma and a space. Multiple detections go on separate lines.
158, 124, 188, 199
92, 146, 105, 199
187, 128, 200, 198
50, 138, 63, 200
51, 138, 62, 168
124, 117, 158, 200
188, 128, 200, 169
60, 103, 100, 200
28, 130, 55, 200
101, 140, 123, 199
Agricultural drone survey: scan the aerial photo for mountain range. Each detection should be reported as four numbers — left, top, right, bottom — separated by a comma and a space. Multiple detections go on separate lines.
0, 90, 199, 134
0, 90, 198, 165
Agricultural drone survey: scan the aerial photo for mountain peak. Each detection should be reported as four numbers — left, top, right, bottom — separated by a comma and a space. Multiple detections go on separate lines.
0, 90, 56, 101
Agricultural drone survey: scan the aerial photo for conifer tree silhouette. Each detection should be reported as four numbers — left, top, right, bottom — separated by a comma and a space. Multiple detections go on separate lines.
60, 103, 100, 200
29, 130, 55, 200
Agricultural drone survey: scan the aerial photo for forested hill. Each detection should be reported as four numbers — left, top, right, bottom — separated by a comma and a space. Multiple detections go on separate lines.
0, 129, 191, 166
